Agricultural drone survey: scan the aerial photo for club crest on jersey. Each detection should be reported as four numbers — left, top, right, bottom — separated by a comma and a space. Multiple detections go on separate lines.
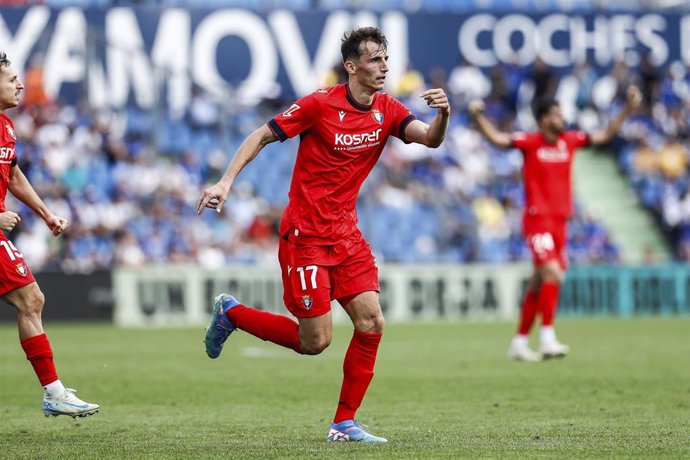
372, 110, 384, 124
301, 295, 313, 310
5, 124, 15, 140
15, 263, 27, 277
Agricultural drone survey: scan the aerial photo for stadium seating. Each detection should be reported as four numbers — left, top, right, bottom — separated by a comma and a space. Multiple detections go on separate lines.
9, 0, 686, 270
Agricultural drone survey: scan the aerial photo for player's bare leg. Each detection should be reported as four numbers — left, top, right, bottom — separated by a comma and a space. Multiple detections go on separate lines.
297, 313, 332, 355
536, 261, 569, 358
327, 291, 387, 443
3, 283, 99, 417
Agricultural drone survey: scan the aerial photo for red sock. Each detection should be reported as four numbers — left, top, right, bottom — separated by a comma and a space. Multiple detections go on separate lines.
227, 305, 302, 353
538, 282, 561, 327
20, 333, 59, 387
333, 331, 382, 423
517, 290, 538, 335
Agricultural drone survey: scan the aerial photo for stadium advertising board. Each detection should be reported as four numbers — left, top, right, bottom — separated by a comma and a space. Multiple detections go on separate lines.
113, 264, 525, 326
1, 7, 689, 109
113, 264, 690, 326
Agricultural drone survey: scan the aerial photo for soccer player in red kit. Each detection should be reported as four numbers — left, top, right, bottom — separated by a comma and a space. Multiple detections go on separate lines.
0, 52, 99, 416
197, 27, 449, 442
469, 86, 641, 361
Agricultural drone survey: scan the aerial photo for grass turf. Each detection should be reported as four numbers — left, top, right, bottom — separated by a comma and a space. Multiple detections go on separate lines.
0, 317, 688, 458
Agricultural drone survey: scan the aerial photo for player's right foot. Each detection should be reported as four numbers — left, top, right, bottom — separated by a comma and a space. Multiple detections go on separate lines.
204, 293, 240, 359
540, 340, 570, 359
326, 420, 388, 443
43, 388, 99, 418
507, 342, 542, 362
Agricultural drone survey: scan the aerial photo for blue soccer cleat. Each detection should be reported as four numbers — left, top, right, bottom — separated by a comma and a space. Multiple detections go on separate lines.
326, 420, 388, 443
204, 293, 240, 359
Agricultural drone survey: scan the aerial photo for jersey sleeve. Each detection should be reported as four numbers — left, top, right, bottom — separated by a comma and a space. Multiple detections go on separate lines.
267, 92, 319, 142
510, 132, 535, 151
389, 97, 417, 144
566, 130, 590, 149
0, 116, 17, 166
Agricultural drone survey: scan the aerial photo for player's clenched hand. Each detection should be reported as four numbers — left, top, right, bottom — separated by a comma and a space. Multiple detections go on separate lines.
197, 182, 230, 215
0, 211, 20, 232
626, 85, 643, 110
468, 100, 485, 118
46, 214, 68, 236
421, 88, 450, 116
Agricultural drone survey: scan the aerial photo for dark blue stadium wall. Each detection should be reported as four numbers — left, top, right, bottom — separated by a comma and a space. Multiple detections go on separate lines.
0, 272, 113, 322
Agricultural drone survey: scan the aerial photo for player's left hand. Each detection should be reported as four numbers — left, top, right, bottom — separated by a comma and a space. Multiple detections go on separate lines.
46, 215, 68, 237
627, 85, 643, 110
421, 88, 450, 116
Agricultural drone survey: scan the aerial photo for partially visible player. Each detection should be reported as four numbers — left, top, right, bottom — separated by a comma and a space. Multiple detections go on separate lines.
469, 86, 641, 361
198, 27, 449, 442
0, 52, 99, 417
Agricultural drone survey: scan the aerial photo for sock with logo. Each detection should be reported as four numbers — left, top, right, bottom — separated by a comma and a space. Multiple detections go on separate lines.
333, 330, 382, 423
226, 305, 302, 353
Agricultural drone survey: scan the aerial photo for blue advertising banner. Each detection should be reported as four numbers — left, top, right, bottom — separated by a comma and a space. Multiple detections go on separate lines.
0, 7, 688, 110
560, 265, 690, 316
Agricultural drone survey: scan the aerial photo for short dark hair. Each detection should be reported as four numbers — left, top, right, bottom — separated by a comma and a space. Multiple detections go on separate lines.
341, 27, 387, 62
532, 96, 559, 122
0, 52, 10, 70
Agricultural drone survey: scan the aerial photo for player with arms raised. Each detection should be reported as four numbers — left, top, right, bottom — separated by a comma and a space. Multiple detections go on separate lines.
198, 27, 449, 442
0, 52, 99, 417
469, 87, 641, 361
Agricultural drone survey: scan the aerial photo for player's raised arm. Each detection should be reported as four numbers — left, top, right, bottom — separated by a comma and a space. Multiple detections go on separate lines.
403, 88, 450, 148
589, 85, 642, 147
197, 124, 278, 215
468, 99, 513, 149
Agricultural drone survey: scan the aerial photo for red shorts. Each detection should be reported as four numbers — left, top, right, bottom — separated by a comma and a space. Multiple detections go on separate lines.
0, 233, 35, 296
278, 233, 379, 318
523, 215, 568, 270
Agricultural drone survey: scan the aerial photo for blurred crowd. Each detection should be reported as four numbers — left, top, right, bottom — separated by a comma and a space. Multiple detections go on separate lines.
614, 60, 690, 261
11, 51, 670, 272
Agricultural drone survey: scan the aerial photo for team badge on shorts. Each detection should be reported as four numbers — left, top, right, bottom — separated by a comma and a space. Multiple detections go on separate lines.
301, 295, 313, 310
372, 110, 384, 124
15, 263, 27, 277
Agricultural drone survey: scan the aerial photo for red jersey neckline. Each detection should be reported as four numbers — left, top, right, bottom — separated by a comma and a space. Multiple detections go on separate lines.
537, 131, 564, 146
345, 84, 375, 112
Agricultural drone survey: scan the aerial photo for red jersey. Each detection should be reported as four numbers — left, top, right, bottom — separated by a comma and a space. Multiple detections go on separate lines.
511, 130, 590, 219
268, 83, 416, 245
0, 114, 18, 213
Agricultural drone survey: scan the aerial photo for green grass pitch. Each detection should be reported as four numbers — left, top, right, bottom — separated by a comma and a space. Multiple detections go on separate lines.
1, 318, 689, 458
